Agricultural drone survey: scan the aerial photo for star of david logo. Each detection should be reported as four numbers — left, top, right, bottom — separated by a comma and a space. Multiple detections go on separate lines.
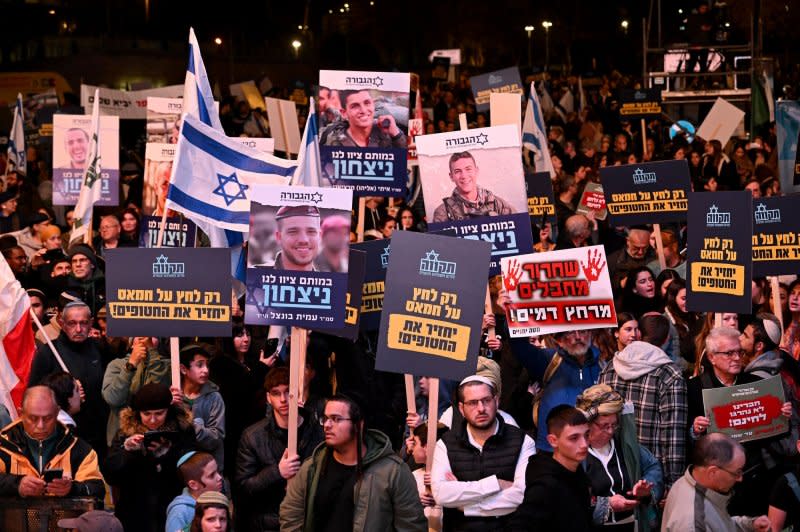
424, 250, 440, 261
310, 192, 323, 204
245, 286, 270, 315
755, 203, 767, 213
380, 245, 391, 268
155, 254, 169, 264
709, 204, 718, 214
373, 76, 384, 88
475, 133, 489, 145
213, 172, 249, 206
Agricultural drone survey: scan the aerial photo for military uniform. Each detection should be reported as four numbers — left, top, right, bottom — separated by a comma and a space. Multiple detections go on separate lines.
320, 120, 407, 148
432, 187, 516, 222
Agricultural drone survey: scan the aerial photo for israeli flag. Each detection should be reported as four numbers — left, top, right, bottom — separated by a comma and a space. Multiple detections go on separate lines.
522, 81, 556, 178
290, 97, 321, 188
165, 115, 296, 243
6, 94, 26, 177
184, 28, 223, 132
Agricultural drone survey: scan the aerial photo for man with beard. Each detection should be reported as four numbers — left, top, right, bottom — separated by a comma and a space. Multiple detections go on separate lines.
273, 206, 321, 272
510, 329, 601, 452
431, 375, 535, 530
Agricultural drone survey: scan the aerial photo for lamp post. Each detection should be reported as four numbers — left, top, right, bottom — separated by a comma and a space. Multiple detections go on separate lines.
291, 39, 302, 59
621, 20, 629, 36
524, 25, 534, 68
542, 21, 553, 72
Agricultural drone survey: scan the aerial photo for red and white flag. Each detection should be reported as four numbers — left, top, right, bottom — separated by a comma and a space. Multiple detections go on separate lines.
0, 256, 36, 418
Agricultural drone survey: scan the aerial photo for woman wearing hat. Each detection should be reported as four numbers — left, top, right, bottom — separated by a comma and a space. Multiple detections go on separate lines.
104, 382, 196, 532
576, 384, 664, 531
189, 491, 232, 532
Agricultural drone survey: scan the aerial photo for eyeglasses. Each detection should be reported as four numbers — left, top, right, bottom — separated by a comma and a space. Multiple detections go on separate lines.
319, 415, 352, 426
714, 349, 744, 359
715, 465, 743, 478
460, 397, 494, 409
594, 421, 619, 433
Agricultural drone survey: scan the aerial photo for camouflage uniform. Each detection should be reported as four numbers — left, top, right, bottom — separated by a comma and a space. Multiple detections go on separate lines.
432, 187, 516, 222
320, 120, 407, 148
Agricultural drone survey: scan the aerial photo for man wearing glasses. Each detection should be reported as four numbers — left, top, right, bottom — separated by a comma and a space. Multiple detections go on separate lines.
431, 375, 536, 530
27, 301, 109, 459
281, 393, 425, 531
688, 326, 793, 517
662, 433, 771, 532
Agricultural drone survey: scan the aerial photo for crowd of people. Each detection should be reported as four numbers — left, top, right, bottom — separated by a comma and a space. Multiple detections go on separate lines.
0, 63, 799, 532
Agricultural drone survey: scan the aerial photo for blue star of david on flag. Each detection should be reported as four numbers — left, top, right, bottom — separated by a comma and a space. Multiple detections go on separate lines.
212, 172, 249, 206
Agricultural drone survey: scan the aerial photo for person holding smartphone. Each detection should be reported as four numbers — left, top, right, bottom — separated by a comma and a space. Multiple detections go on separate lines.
0, 386, 105, 499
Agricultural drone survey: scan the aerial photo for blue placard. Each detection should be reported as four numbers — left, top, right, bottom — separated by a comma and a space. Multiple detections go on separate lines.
320, 146, 406, 196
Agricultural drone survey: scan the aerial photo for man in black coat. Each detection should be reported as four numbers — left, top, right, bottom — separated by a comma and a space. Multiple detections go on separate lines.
235, 367, 323, 531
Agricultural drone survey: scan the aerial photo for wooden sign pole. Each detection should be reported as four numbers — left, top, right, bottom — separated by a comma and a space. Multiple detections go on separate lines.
485, 285, 497, 343
356, 197, 366, 242
425, 377, 441, 531
404, 374, 417, 415
288, 327, 307, 456
458, 114, 468, 131
714, 313, 723, 328
652, 223, 667, 272
770, 276, 784, 332
641, 118, 648, 161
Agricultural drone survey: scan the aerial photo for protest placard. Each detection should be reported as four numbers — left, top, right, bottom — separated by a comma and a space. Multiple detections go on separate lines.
139, 215, 197, 248
687, 191, 752, 314
434, 213, 534, 277
52, 114, 119, 206
525, 171, 557, 227
376, 231, 491, 381
752, 196, 800, 276
600, 160, 691, 226
619, 88, 663, 120
696, 97, 746, 144
244, 185, 353, 329
146, 97, 183, 143
417, 124, 528, 230
317, 70, 409, 196
703, 376, 788, 443
501, 245, 617, 337
311, 249, 366, 341
106, 248, 231, 337
490, 92, 522, 136
470, 67, 524, 113
775, 100, 800, 193
81, 84, 183, 119
351, 239, 392, 331
576, 182, 608, 221
229, 80, 265, 110
142, 143, 176, 216
265, 97, 301, 155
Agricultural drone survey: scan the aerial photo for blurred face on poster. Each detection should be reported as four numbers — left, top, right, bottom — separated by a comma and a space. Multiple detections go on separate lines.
318, 88, 341, 113
274, 207, 321, 271
448, 152, 479, 201
154, 161, 173, 213
65, 128, 89, 170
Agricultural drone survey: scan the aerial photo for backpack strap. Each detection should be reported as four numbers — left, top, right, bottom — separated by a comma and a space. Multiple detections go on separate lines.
785, 471, 800, 503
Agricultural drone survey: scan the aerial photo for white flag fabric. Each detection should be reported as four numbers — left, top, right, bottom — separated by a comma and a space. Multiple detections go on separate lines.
70, 89, 102, 246
165, 115, 295, 242
290, 97, 321, 187
578, 76, 587, 112
522, 82, 556, 178
6, 93, 26, 177
183, 28, 224, 132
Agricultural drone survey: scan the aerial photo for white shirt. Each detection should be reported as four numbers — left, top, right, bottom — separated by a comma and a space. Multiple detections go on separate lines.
431, 419, 536, 517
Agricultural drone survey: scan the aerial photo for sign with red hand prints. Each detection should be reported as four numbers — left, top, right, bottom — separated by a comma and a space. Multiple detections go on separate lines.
500, 245, 617, 337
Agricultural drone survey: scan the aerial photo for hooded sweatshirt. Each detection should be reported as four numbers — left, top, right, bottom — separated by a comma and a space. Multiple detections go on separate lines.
511, 452, 592, 531
165, 488, 196, 532
182, 381, 225, 470
599, 341, 687, 488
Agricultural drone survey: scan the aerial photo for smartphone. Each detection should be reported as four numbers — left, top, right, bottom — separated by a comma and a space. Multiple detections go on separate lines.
262, 338, 279, 357
143, 430, 176, 447
43, 469, 63, 482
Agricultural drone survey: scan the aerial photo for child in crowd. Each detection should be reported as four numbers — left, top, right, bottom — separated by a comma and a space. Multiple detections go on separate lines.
166, 451, 223, 532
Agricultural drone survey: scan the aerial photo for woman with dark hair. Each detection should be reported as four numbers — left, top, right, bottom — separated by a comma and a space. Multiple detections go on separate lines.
663, 279, 701, 368
655, 269, 681, 300
615, 313, 641, 354
396, 207, 421, 232
781, 280, 800, 360
119, 207, 141, 246
104, 383, 196, 532
190, 491, 232, 532
619, 267, 662, 318
701, 139, 737, 190
688, 150, 703, 184
209, 318, 270, 476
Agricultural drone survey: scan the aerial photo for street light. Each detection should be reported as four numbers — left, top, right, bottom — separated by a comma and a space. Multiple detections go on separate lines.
214, 37, 222, 45
524, 25, 534, 68
621, 20, 629, 35
542, 21, 553, 72
291, 39, 302, 58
